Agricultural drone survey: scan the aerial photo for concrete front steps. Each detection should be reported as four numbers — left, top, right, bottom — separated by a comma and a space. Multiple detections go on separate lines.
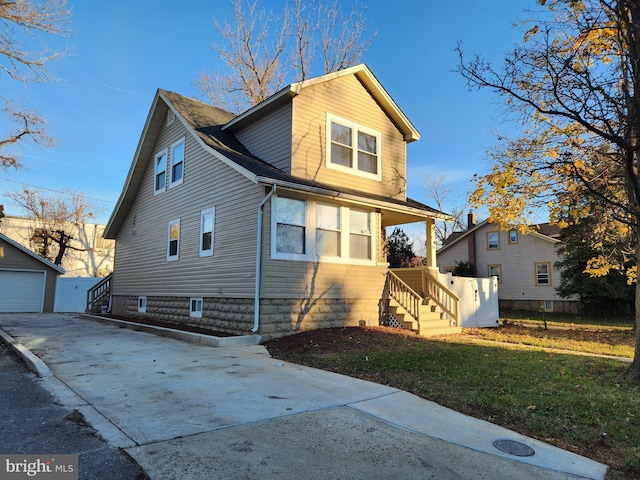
387, 299, 462, 337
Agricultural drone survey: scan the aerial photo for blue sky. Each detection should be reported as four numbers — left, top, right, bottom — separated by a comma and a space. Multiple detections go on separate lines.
0, 1, 528, 225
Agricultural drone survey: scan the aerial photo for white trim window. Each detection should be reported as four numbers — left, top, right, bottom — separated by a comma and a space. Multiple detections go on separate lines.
316, 203, 341, 257
190, 297, 203, 318
169, 137, 185, 187
272, 195, 375, 264
199, 208, 215, 257
326, 114, 381, 180
167, 218, 180, 261
275, 197, 306, 255
154, 150, 167, 195
137, 296, 147, 313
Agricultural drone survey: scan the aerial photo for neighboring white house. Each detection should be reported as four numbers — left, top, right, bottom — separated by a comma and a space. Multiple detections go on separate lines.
0, 215, 114, 277
437, 213, 579, 314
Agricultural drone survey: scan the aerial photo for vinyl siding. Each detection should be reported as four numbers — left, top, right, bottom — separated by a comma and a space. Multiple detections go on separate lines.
233, 103, 292, 172
291, 75, 407, 199
112, 120, 263, 299
0, 237, 59, 312
260, 199, 387, 300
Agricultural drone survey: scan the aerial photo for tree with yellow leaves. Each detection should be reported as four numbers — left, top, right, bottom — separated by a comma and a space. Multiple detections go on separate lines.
457, 0, 640, 380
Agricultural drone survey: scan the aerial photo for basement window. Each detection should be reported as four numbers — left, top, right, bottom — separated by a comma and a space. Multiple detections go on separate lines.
138, 296, 147, 313
190, 298, 203, 318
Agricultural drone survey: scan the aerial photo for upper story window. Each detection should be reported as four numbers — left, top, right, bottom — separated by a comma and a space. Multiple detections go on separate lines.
167, 218, 180, 261
535, 262, 551, 285
272, 195, 375, 264
169, 138, 185, 188
199, 208, 215, 257
154, 150, 167, 195
326, 114, 381, 181
509, 230, 518, 244
487, 231, 500, 250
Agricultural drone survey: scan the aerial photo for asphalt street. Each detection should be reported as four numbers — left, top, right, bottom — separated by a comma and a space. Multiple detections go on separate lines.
0, 342, 146, 480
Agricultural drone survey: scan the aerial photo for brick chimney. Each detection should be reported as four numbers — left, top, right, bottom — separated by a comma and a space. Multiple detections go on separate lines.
467, 211, 477, 268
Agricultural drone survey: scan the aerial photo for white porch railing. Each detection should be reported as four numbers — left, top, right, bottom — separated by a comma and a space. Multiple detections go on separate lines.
384, 270, 423, 330
423, 270, 459, 324
86, 274, 112, 313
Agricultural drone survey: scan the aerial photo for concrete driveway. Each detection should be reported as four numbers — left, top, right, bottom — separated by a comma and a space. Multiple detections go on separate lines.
0, 314, 607, 480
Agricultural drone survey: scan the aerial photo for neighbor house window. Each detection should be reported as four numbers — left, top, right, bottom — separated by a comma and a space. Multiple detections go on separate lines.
349, 209, 372, 260
199, 208, 215, 257
166, 109, 175, 125
487, 231, 500, 250
535, 262, 551, 285
316, 203, 341, 257
167, 218, 180, 261
272, 196, 375, 264
509, 230, 518, 244
327, 114, 381, 180
169, 138, 185, 187
190, 297, 203, 318
488, 264, 502, 283
540, 300, 554, 311
138, 296, 147, 313
154, 150, 167, 195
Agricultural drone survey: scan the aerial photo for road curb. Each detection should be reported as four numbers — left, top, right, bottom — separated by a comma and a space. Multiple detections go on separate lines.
0, 328, 52, 377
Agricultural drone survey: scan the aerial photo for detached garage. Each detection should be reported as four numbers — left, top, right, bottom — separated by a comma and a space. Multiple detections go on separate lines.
0, 233, 65, 313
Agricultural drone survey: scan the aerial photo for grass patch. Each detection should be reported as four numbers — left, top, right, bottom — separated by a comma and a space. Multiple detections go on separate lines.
500, 308, 634, 328
264, 326, 640, 478
452, 325, 635, 358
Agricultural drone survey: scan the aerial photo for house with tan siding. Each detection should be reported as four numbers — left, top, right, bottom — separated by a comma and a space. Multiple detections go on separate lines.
103, 64, 463, 340
437, 213, 579, 313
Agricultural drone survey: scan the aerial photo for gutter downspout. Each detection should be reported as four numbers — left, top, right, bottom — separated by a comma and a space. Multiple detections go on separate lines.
253, 184, 277, 332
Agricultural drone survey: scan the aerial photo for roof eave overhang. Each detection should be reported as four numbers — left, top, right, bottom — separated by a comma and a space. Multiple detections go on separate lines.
255, 176, 444, 224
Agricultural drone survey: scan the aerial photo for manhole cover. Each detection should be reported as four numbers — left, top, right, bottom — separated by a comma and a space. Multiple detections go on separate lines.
493, 439, 536, 457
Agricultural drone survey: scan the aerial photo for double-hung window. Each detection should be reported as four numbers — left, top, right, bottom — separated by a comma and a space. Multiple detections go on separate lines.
349, 209, 372, 260
535, 262, 551, 285
199, 208, 215, 257
272, 196, 375, 264
275, 197, 306, 255
154, 150, 167, 195
170, 138, 185, 187
167, 218, 180, 261
316, 203, 341, 257
327, 114, 381, 180
488, 264, 502, 283
487, 231, 500, 250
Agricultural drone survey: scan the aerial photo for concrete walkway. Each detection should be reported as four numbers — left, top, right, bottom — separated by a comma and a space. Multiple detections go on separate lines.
0, 314, 607, 480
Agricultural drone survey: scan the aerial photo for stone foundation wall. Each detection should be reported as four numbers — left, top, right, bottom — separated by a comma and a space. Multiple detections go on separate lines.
113, 295, 254, 336
111, 294, 380, 340
257, 297, 379, 341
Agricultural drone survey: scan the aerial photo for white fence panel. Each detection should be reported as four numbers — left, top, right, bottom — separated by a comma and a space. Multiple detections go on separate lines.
436, 272, 499, 328
54, 277, 102, 312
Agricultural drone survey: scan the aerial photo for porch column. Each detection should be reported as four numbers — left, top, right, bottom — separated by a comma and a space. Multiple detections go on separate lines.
425, 218, 437, 268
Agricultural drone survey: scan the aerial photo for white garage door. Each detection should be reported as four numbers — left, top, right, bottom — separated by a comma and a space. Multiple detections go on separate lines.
0, 270, 45, 313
